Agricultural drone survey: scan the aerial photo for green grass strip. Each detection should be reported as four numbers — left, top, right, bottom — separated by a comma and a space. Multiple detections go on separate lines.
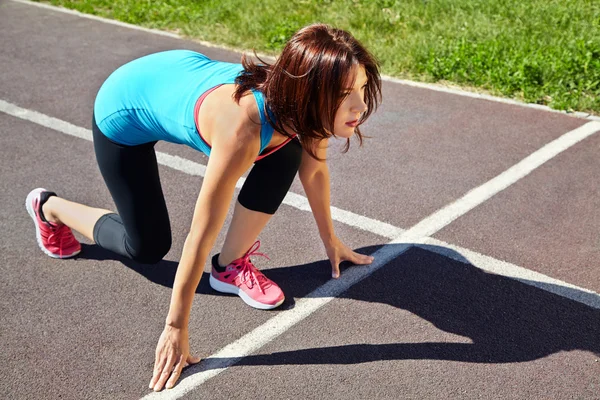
39, 0, 600, 115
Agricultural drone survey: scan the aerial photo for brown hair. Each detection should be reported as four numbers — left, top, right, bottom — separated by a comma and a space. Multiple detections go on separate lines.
234, 23, 382, 159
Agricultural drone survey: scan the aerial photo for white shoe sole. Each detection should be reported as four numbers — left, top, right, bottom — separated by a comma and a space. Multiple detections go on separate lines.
209, 274, 284, 310
25, 188, 80, 259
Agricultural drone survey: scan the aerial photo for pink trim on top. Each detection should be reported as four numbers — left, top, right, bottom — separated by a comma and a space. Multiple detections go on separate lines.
254, 137, 295, 161
193, 85, 298, 161
194, 84, 223, 150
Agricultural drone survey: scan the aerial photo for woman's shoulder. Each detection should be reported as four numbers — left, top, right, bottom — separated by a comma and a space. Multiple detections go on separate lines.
218, 85, 260, 124
201, 85, 262, 144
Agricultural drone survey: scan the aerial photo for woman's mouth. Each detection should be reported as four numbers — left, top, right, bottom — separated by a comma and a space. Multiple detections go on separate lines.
345, 119, 358, 127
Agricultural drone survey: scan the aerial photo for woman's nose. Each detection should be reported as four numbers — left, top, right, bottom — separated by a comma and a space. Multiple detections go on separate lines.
352, 97, 368, 114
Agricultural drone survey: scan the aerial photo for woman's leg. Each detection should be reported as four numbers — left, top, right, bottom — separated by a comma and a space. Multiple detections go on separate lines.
218, 138, 302, 265
209, 138, 302, 309
88, 116, 172, 264
41, 116, 172, 264
42, 197, 112, 242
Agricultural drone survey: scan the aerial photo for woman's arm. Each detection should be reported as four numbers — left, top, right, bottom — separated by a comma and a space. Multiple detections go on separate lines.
298, 139, 335, 246
150, 113, 260, 392
299, 139, 374, 278
165, 130, 257, 327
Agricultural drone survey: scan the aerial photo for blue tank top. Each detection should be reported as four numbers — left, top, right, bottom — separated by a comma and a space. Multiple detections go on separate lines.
93, 50, 275, 156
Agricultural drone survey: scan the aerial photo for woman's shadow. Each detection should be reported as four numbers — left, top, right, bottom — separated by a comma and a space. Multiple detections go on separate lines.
79, 243, 600, 366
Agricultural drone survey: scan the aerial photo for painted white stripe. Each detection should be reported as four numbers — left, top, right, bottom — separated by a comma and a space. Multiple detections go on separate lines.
139, 126, 600, 398
381, 75, 600, 122
0, 99, 92, 141
2, 99, 599, 399
404, 121, 600, 241
0, 99, 400, 240
155, 152, 207, 177
7, 0, 273, 58
417, 237, 600, 310
146, 243, 600, 400
7, 0, 178, 39
8, 0, 599, 122
283, 191, 404, 239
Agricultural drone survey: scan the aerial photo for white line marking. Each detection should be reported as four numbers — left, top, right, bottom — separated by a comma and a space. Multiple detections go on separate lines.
7, 0, 269, 55
156, 152, 207, 177
381, 75, 600, 122
8, 0, 180, 39
404, 121, 600, 240
417, 237, 600, 310
283, 191, 404, 239
0, 99, 402, 240
158, 151, 403, 238
157, 152, 401, 237
144, 230, 600, 400
7, 0, 599, 122
0, 99, 92, 141
2, 100, 598, 399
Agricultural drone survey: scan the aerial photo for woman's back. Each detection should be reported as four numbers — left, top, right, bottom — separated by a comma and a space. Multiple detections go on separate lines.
93, 50, 263, 154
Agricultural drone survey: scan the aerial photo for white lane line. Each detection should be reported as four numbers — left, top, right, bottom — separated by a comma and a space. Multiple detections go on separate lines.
158, 150, 403, 238
0, 100, 93, 141
417, 237, 600, 310
146, 232, 600, 399
381, 75, 600, 122
7, 0, 263, 53
2, 100, 599, 399
8, 0, 600, 122
0, 99, 403, 240
283, 191, 404, 239
405, 121, 600, 240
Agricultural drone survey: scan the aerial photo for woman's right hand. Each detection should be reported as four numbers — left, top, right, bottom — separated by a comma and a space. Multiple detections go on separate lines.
149, 324, 201, 392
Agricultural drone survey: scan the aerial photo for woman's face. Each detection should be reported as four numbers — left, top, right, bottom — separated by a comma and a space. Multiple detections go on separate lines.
333, 64, 369, 139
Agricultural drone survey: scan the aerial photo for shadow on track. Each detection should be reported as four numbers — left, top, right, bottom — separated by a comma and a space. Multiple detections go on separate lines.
241, 245, 600, 365
78, 243, 600, 366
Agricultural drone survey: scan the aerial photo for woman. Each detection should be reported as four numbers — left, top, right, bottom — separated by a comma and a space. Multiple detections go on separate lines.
25, 23, 381, 391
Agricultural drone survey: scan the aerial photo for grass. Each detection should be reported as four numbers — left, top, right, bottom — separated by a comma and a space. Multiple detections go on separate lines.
38, 0, 600, 115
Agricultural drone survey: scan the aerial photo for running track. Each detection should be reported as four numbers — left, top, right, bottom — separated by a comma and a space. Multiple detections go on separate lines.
1, 1, 599, 399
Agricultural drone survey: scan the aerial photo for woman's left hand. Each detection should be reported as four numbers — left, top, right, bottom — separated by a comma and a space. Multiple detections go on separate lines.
324, 236, 374, 279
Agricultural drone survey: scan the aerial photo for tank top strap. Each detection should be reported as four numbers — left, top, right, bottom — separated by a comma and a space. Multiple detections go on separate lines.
250, 89, 275, 155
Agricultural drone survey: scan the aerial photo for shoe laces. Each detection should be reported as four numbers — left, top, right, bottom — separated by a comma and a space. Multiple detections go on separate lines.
237, 241, 271, 294
45, 223, 79, 257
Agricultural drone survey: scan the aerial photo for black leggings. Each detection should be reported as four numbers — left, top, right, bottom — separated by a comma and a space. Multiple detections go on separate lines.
92, 116, 302, 264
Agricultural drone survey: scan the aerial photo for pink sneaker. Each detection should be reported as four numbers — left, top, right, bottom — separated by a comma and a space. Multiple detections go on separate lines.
25, 188, 81, 259
209, 241, 284, 310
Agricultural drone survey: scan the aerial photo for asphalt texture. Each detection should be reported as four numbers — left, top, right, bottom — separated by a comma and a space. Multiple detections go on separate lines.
1, 1, 599, 399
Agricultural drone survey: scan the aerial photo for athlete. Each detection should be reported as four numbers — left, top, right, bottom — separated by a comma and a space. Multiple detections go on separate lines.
25, 23, 381, 391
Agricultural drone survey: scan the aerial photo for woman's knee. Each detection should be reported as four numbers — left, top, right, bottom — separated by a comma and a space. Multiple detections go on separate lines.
126, 234, 172, 264
238, 139, 302, 214
93, 213, 171, 264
